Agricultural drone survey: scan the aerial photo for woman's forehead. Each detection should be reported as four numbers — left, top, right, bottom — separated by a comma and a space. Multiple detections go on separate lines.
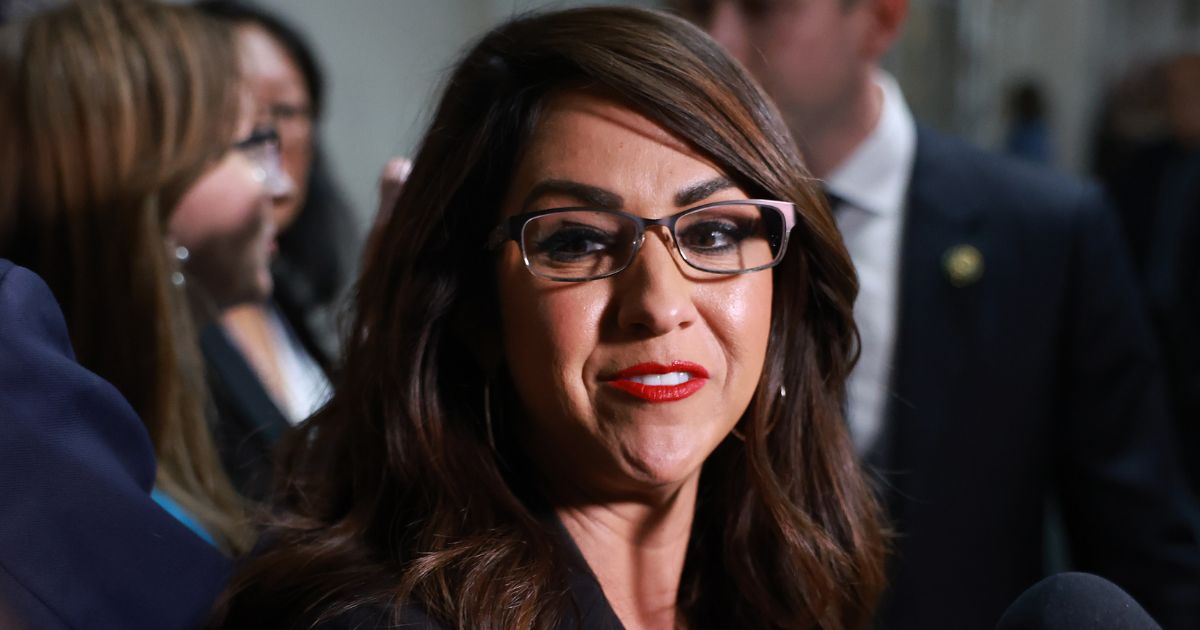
514, 91, 730, 193
531, 91, 695, 158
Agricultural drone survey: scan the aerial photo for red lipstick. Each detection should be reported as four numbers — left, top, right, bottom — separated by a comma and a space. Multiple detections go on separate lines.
605, 361, 708, 402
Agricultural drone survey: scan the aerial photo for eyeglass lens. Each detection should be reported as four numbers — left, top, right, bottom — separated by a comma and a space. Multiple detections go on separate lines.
235, 128, 289, 196
520, 203, 786, 280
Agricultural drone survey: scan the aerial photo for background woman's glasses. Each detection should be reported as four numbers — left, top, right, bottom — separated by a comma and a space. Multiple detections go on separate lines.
232, 126, 289, 195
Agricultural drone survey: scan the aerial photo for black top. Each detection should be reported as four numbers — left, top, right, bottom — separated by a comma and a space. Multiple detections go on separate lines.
314, 521, 624, 630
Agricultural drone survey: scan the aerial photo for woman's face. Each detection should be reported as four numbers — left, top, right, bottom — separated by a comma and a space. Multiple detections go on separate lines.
168, 95, 278, 309
237, 23, 312, 230
496, 92, 773, 499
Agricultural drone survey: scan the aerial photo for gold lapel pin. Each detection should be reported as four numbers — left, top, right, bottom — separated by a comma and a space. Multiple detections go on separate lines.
943, 244, 984, 287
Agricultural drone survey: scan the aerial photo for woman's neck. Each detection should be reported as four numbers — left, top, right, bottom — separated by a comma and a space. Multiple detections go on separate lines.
556, 477, 698, 630
183, 280, 220, 330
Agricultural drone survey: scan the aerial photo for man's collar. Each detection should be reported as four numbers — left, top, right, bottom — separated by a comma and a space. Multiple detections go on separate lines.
823, 69, 917, 217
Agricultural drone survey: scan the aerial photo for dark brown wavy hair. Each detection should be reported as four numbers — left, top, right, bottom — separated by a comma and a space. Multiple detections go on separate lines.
215, 6, 885, 628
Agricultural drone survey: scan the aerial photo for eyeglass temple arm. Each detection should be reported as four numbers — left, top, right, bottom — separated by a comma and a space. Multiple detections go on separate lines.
485, 222, 511, 251
755, 199, 798, 234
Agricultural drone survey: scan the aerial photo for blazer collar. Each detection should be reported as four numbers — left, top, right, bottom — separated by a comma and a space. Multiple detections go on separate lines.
906, 125, 987, 229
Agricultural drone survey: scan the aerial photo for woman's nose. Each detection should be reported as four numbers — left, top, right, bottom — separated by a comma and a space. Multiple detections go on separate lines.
266, 166, 296, 204
614, 228, 698, 337
253, 145, 295, 204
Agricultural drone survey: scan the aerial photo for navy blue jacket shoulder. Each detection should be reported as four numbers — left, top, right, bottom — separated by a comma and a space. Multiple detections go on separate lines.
0, 260, 229, 629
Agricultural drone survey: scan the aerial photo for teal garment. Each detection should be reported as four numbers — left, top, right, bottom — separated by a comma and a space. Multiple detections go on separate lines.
151, 488, 218, 547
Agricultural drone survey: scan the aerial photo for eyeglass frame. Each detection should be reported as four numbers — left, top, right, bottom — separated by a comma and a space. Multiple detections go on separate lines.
230, 125, 288, 193
485, 199, 799, 282
232, 125, 280, 155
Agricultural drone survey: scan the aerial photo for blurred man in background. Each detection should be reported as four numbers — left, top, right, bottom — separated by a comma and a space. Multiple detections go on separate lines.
674, 0, 1200, 627
1096, 53, 1200, 499
1147, 55, 1200, 500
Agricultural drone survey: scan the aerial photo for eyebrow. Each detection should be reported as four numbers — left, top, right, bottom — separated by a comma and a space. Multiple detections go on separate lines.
675, 177, 735, 207
523, 180, 623, 210
521, 175, 737, 211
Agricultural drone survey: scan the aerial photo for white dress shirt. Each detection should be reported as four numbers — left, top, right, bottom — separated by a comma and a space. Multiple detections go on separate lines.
824, 70, 917, 455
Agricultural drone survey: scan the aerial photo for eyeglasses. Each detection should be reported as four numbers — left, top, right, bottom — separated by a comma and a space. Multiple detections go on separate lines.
232, 126, 288, 195
487, 200, 797, 282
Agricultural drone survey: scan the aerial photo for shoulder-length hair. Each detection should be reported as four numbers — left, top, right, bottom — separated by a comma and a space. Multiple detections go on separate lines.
0, 0, 250, 554
217, 6, 885, 628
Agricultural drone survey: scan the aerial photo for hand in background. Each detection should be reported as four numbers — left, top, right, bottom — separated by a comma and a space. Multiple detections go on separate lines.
377, 157, 411, 226
363, 157, 411, 267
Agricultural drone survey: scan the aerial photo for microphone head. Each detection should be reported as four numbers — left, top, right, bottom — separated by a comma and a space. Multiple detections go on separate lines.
996, 573, 1160, 629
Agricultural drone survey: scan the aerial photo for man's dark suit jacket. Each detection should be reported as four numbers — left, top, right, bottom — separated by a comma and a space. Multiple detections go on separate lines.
874, 128, 1200, 629
0, 260, 230, 629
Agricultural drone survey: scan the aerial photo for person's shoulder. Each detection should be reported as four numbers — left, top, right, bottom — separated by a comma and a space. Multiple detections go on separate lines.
0, 260, 74, 359
912, 125, 1103, 220
0, 259, 54, 305
0, 260, 227, 630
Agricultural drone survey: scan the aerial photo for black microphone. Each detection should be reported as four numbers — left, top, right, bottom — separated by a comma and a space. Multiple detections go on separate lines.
996, 573, 1161, 629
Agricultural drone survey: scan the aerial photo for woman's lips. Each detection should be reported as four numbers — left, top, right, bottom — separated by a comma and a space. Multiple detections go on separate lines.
605, 361, 709, 402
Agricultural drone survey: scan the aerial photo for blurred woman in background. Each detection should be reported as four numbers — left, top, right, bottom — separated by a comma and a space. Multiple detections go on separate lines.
0, 0, 290, 555
197, 0, 359, 499
215, 7, 886, 628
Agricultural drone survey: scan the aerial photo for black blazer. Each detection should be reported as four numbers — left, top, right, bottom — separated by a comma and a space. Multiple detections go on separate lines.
205, 268, 336, 501
0, 260, 229, 629
873, 128, 1200, 629
203, 323, 293, 501
313, 568, 623, 630
238, 519, 623, 630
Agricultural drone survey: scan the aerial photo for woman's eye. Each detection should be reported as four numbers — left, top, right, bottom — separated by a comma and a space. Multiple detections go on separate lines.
679, 220, 748, 252
534, 226, 614, 261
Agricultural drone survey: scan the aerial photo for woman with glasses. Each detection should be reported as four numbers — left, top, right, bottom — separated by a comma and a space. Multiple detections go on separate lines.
0, 0, 291, 555
196, 0, 357, 501
216, 6, 885, 628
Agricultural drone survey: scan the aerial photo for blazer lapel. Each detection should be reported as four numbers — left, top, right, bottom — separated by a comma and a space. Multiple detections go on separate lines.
875, 126, 990, 523
202, 325, 290, 440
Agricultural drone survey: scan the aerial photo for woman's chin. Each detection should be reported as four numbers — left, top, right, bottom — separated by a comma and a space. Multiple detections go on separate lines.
613, 427, 719, 491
